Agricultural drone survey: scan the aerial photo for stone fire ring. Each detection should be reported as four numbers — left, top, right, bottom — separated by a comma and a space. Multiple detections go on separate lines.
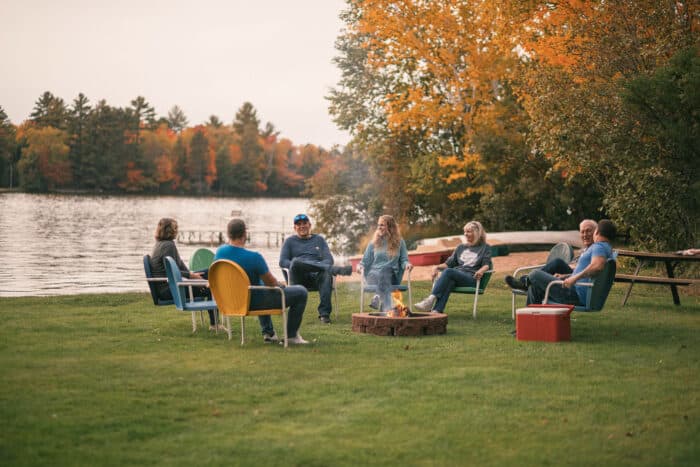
351, 312, 448, 337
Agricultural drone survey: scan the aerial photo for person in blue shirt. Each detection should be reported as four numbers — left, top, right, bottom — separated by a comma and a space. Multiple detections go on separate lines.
279, 213, 352, 324
526, 219, 616, 306
358, 215, 413, 312
215, 219, 309, 345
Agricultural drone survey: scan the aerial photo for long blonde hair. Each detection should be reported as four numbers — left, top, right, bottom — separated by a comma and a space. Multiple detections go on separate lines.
373, 215, 401, 257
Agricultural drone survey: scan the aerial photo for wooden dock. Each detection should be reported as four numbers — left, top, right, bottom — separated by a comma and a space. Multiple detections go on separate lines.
177, 230, 286, 248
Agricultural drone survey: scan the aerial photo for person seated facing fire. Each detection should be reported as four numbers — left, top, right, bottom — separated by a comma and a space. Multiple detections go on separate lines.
357, 215, 413, 312
414, 221, 492, 313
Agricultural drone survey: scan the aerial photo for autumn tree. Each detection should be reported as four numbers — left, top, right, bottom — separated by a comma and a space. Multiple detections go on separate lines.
509, 0, 699, 249
0, 106, 17, 187
233, 102, 265, 193
17, 126, 71, 191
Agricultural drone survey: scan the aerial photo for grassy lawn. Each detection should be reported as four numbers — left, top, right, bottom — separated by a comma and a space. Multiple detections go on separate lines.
1, 278, 698, 466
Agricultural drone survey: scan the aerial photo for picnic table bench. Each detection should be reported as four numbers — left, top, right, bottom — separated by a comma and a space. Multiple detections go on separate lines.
614, 249, 700, 306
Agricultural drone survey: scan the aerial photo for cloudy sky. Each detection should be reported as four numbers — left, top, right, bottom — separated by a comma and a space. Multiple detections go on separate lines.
0, 0, 351, 148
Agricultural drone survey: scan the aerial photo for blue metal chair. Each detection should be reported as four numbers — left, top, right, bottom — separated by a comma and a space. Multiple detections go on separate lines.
164, 256, 219, 333
143, 254, 173, 306
358, 265, 412, 313
542, 257, 617, 312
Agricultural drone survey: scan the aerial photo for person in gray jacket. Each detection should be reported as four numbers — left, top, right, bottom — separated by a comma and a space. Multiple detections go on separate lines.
279, 214, 351, 324
414, 221, 492, 313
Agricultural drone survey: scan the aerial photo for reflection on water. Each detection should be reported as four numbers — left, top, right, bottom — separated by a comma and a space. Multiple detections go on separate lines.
0, 193, 309, 297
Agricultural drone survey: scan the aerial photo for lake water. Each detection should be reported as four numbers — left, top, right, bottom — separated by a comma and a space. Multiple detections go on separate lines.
0, 193, 309, 297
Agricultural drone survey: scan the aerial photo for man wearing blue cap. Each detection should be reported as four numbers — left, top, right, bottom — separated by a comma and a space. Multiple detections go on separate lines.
279, 213, 352, 323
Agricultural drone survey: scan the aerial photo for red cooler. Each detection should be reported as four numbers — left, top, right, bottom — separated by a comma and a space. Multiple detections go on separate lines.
516, 304, 575, 342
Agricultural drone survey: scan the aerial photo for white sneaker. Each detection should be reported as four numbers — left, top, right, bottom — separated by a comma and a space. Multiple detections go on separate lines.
286, 334, 310, 345
414, 295, 436, 312
263, 332, 280, 343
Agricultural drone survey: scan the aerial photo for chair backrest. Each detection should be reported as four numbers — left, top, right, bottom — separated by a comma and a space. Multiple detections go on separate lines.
143, 254, 172, 306
189, 248, 215, 271
163, 256, 187, 310
546, 242, 574, 264
208, 259, 253, 317
583, 258, 617, 311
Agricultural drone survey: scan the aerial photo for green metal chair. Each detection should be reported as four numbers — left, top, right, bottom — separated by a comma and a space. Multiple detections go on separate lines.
189, 248, 215, 272
443, 245, 507, 319
509, 242, 575, 319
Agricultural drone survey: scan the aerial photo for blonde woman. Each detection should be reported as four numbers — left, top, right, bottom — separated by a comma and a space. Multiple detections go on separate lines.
414, 221, 492, 313
357, 215, 413, 311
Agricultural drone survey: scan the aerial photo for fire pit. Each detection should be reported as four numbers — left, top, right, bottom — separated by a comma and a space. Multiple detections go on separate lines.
351, 312, 448, 336
352, 290, 448, 336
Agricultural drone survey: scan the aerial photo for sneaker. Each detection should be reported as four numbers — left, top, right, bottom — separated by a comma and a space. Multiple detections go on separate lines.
319, 315, 331, 324
369, 294, 380, 309
505, 275, 528, 291
263, 332, 280, 343
286, 334, 310, 345
414, 295, 436, 312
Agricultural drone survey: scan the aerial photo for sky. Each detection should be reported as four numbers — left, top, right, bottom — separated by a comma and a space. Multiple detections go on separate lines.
0, 0, 351, 148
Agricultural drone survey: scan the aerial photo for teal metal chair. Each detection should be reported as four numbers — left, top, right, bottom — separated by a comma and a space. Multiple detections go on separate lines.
509, 242, 575, 319
189, 248, 215, 272
164, 256, 219, 333
542, 257, 617, 311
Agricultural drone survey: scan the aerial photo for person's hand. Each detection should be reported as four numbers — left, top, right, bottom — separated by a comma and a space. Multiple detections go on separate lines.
474, 270, 483, 280
563, 276, 576, 288
431, 266, 441, 281
190, 272, 203, 279
405, 263, 413, 271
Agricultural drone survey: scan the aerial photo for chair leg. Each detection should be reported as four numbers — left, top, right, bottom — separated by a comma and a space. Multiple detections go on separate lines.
226, 316, 232, 341
283, 311, 288, 348
240, 317, 246, 345
472, 278, 481, 319
191, 312, 197, 333
333, 284, 339, 320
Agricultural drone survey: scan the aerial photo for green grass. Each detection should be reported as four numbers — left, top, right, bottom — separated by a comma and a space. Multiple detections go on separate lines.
1, 279, 698, 466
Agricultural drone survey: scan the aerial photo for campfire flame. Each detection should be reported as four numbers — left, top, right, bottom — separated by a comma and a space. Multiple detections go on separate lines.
387, 290, 411, 317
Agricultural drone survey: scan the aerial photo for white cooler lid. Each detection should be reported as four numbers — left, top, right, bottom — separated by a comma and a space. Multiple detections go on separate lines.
516, 307, 571, 315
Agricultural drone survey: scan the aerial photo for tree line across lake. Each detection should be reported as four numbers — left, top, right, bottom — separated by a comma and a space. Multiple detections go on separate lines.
0, 97, 334, 197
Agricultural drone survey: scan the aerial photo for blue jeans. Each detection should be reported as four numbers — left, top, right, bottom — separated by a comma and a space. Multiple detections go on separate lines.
365, 266, 398, 312
540, 258, 573, 276
251, 285, 307, 338
289, 259, 333, 317
431, 268, 476, 313
526, 269, 582, 306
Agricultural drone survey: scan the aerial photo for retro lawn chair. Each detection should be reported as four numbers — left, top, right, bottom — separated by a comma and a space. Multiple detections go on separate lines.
163, 256, 218, 333
542, 257, 617, 312
208, 259, 289, 348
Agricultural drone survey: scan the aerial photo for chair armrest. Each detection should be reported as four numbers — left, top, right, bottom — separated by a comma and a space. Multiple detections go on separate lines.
281, 267, 290, 285
543, 280, 592, 303
176, 279, 209, 287
513, 264, 545, 276
146, 277, 168, 283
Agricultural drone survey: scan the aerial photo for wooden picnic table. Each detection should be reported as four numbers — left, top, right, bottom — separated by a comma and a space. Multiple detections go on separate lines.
615, 249, 700, 306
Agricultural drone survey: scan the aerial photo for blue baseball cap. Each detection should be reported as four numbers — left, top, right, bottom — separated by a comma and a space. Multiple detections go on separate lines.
293, 213, 310, 224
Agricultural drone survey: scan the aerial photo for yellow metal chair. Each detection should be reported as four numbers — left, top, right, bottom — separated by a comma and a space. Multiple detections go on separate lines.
208, 259, 288, 347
